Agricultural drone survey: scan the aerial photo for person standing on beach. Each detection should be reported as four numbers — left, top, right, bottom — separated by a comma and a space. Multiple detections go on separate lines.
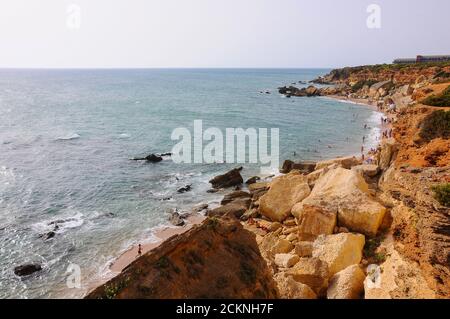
137, 244, 142, 257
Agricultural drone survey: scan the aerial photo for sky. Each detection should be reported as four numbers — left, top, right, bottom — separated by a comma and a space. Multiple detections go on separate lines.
0, 0, 449, 68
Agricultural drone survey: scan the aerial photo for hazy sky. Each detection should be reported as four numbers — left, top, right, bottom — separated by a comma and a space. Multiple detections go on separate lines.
1, 0, 449, 68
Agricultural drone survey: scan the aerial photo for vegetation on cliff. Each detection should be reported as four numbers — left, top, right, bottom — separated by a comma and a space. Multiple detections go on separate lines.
419, 110, 450, 141
432, 183, 450, 207
422, 85, 450, 106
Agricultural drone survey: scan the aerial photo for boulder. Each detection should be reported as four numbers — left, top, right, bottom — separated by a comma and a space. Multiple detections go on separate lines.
280, 160, 316, 174
312, 233, 365, 276
295, 241, 313, 257
132, 153, 163, 162
177, 185, 191, 193
327, 264, 365, 299
14, 264, 42, 276
378, 138, 398, 170
248, 182, 270, 192
209, 167, 243, 189
315, 156, 360, 170
259, 232, 294, 260
294, 167, 385, 237
286, 257, 329, 296
221, 191, 251, 205
293, 203, 337, 241
275, 254, 300, 268
259, 172, 310, 222
245, 176, 260, 185
240, 208, 260, 221
338, 192, 387, 237
351, 164, 380, 178
206, 201, 249, 219
274, 273, 317, 299
168, 211, 185, 226
369, 81, 394, 97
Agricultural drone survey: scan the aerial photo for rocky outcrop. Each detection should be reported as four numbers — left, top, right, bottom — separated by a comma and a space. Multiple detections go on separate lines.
274, 273, 317, 299
14, 264, 42, 277
293, 167, 386, 237
286, 257, 329, 296
209, 167, 243, 189
315, 156, 361, 170
259, 172, 310, 222
327, 264, 365, 299
312, 233, 365, 277
278, 85, 321, 97
86, 217, 278, 299
132, 154, 163, 162
280, 160, 316, 174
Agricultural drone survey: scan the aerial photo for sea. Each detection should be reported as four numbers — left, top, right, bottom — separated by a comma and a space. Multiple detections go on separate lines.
0, 68, 381, 298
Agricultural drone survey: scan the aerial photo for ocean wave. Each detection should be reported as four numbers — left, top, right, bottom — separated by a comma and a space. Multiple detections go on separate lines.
31, 211, 84, 234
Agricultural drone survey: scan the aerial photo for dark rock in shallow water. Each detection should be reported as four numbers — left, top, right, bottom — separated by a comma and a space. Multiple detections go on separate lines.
177, 185, 191, 193
168, 211, 185, 227
132, 154, 163, 162
245, 176, 260, 185
14, 264, 42, 277
44, 231, 55, 240
209, 167, 243, 189
159, 152, 172, 157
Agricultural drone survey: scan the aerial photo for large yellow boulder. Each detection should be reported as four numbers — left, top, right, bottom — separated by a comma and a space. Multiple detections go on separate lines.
293, 167, 385, 238
259, 172, 310, 222
312, 233, 365, 277
274, 273, 317, 299
286, 257, 329, 296
327, 264, 365, 299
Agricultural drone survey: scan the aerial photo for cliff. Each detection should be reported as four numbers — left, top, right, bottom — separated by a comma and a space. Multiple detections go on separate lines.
86, 216, 278, 299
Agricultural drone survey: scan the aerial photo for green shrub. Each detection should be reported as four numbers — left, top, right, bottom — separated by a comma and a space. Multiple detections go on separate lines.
432, 183, 450, 207
419, 110, 450, 141
422, 85, 450, 107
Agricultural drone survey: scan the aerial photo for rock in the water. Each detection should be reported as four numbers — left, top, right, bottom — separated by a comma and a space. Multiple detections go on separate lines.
315, 156, 360, 171
280, 160, 316, 174
312, 233, 365, 276
177, 185, 191, 193
131, 154, 163, 162
259, 172, 310, 222
209, 167, 243, 189
14, 264, 42, 277
286, 257, 329, 296
245, 176, 260, 185
274, 273, 317, 299
274, 253, 300, 268
221, 191, 251, 205
169, 211, 185, 226
45, 231, 56, 240
327, 264, 365, 299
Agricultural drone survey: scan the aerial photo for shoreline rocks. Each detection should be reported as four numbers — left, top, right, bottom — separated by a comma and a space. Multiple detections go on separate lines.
209, 167, 243, 189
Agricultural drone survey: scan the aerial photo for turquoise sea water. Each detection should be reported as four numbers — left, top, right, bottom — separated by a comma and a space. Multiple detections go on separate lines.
0, 69, 381, 298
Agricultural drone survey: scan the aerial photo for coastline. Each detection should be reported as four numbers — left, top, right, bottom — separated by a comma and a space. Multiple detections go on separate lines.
101, 93, 386, 279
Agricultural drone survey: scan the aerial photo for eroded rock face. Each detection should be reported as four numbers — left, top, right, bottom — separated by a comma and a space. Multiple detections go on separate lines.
312, 233, 365, 277
86, 217, 278, 299
327, 264, 365, 299
259, 172, 310, 222
274, 273, 317, 299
